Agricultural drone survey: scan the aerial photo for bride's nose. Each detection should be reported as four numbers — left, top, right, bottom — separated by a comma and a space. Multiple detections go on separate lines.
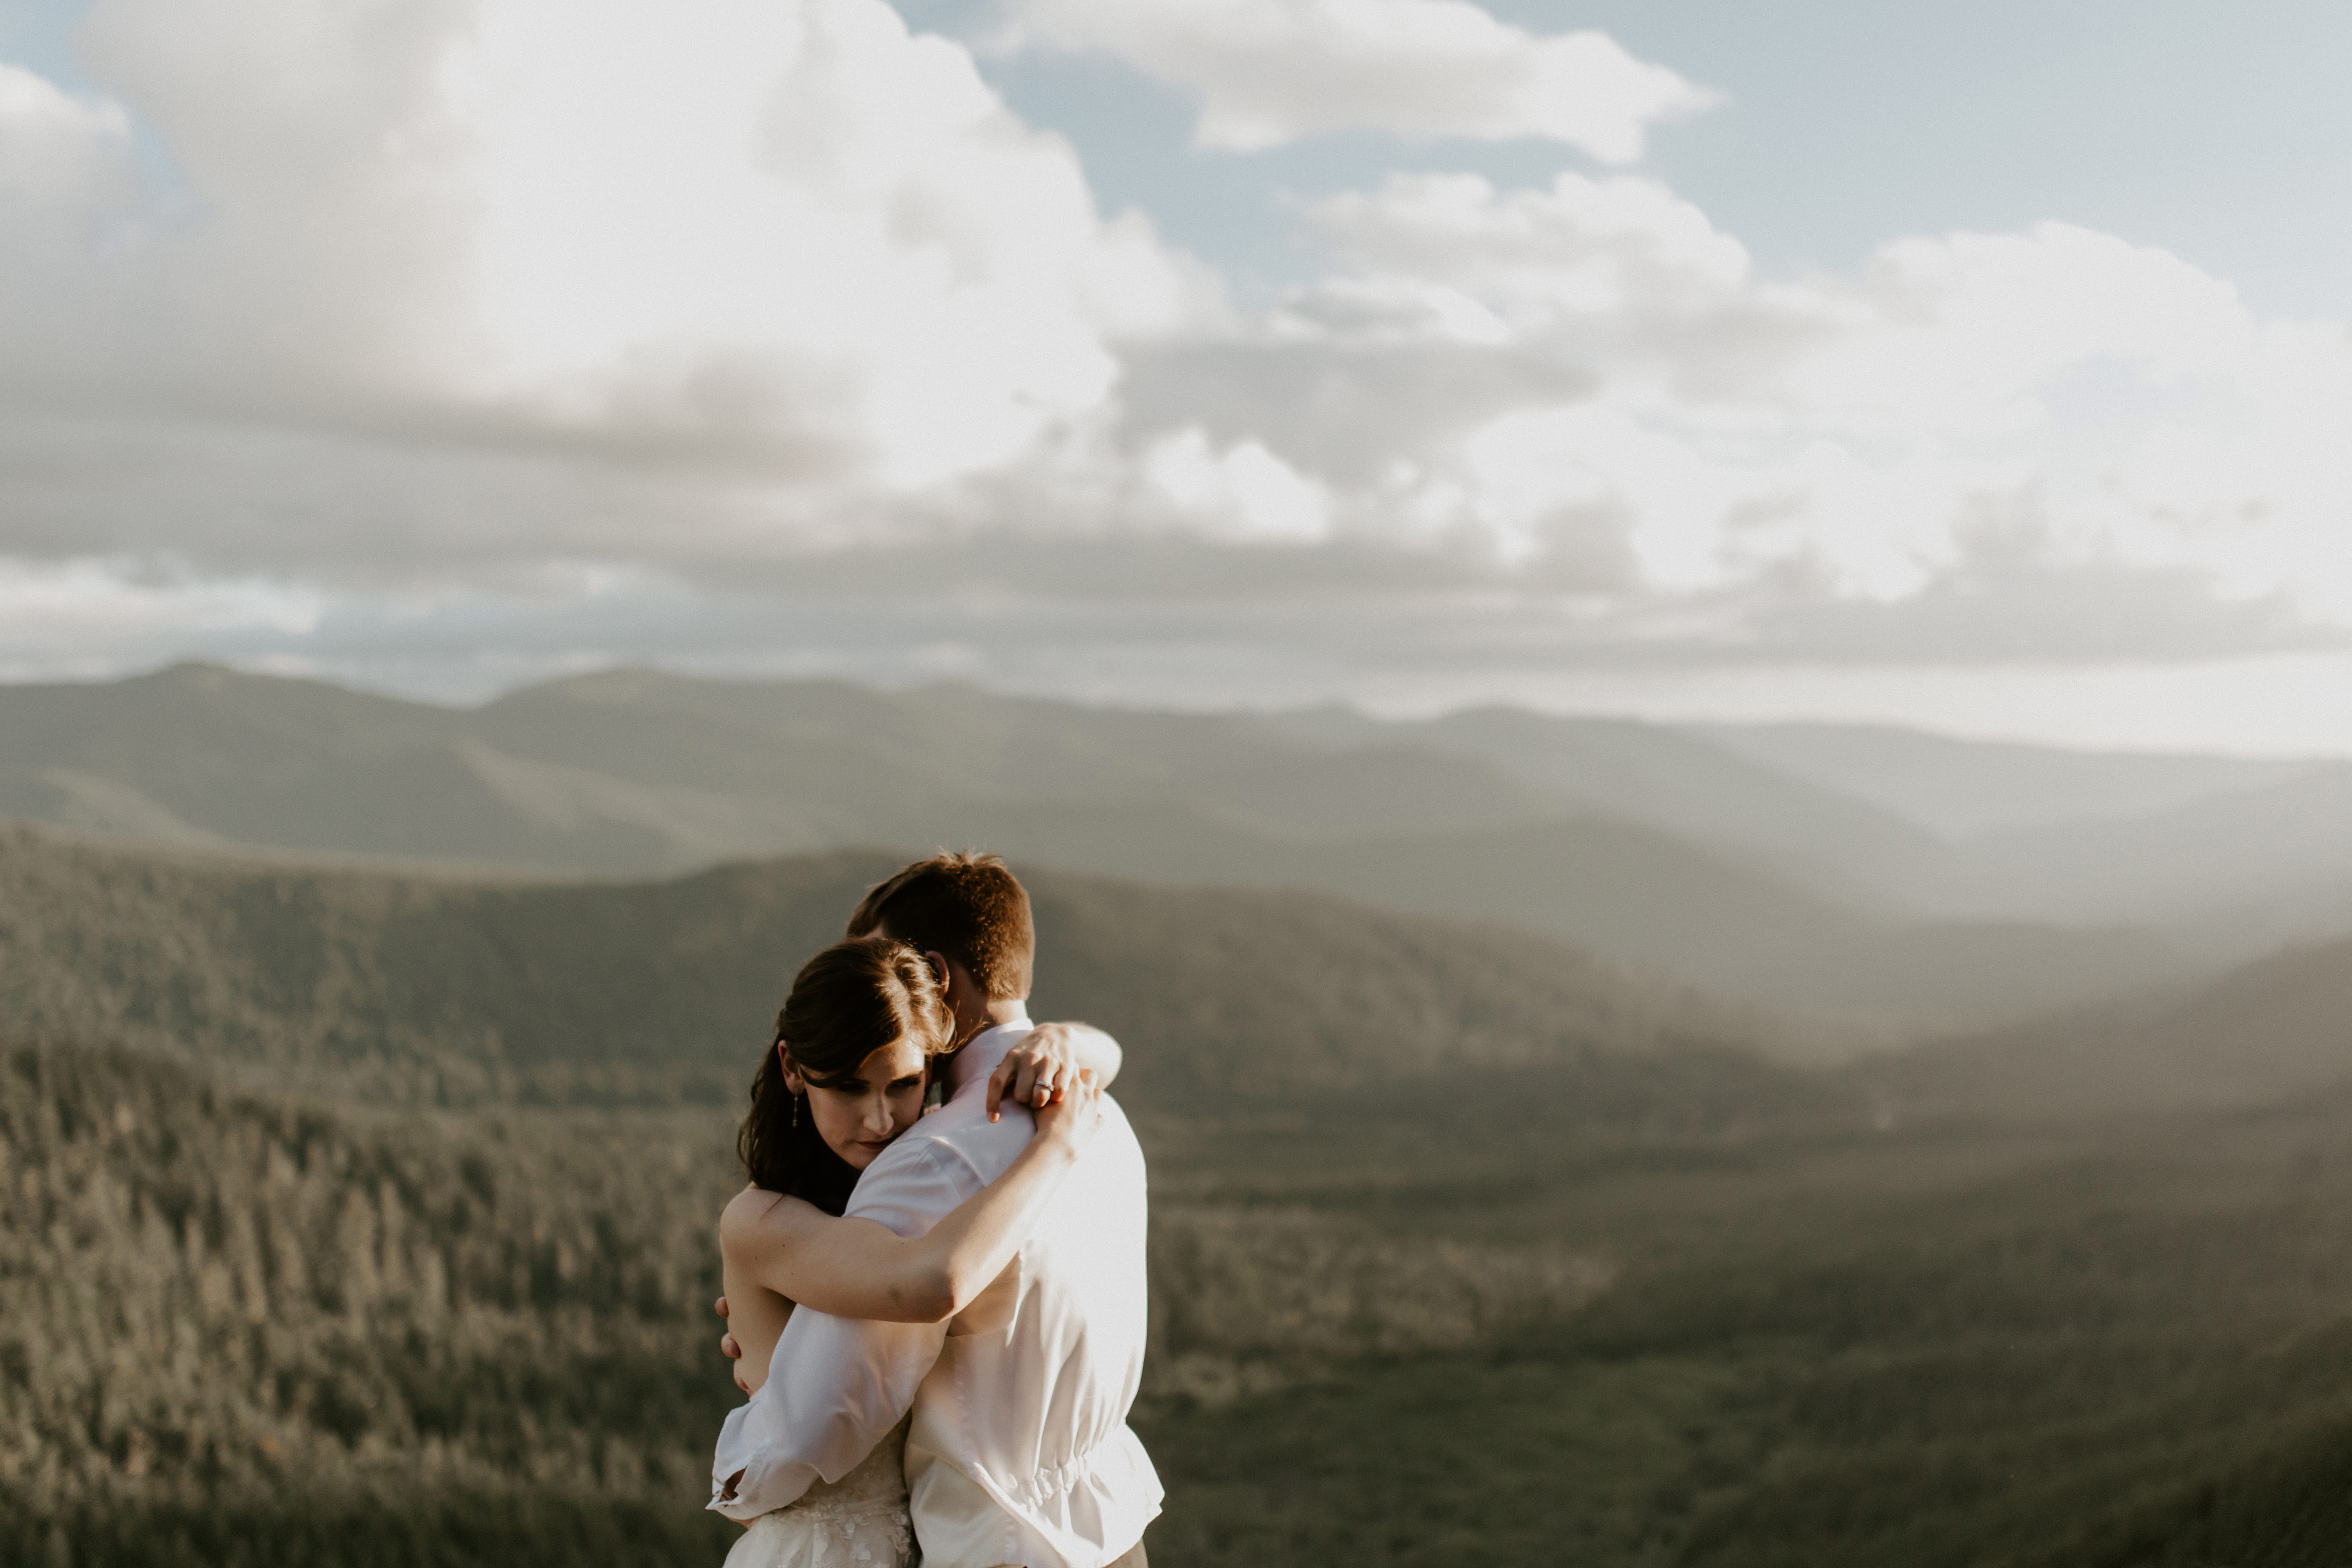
859, 1093, 895, 1134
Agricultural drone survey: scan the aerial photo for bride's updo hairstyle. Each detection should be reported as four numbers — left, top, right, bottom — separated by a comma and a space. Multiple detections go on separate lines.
740, 935, 959, 1215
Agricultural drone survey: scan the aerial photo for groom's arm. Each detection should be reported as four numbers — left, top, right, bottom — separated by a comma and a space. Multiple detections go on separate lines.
708, 1139, 978, 1522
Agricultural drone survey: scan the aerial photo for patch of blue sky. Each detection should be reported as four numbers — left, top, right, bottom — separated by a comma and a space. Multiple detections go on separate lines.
1540, 0, 2352, 317
2, 0, 195, 214
975, 47, 1612, 308
894, 0, 2352, 319
1, 0, 97, 86
23, 0, 2352, 317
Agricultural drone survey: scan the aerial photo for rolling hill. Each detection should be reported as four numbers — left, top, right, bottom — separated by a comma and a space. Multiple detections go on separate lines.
1927, 765, 2352, 944
1869, 930, 2352, 1122
1268, 703, 1946, 901
1693, 720, 2352, 954
13, 815, 2352, 1566
0, 664, 2194, 1031
1689, 719, 2322, 837
0, 821, 1817, 1116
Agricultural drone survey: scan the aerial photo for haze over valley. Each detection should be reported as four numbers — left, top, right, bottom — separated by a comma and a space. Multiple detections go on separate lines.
15, 664, 2352, 1038
11, 664, 2352, 1564
13, 705, 2352, 1561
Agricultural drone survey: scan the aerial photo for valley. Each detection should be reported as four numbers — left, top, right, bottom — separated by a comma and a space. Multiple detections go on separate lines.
9, 810, 2352, 1565
9, 664, 2300, 1033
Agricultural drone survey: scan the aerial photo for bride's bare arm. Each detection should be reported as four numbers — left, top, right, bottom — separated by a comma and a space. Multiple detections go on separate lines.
720, 1072, 1106, 1325
716, 1193, 800, 1394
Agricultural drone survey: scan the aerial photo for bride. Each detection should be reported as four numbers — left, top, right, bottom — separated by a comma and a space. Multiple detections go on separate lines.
713, 934, 1110, 1568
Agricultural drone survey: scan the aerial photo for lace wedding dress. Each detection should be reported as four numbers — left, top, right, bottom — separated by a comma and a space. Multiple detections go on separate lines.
723, 1414, 917, 1568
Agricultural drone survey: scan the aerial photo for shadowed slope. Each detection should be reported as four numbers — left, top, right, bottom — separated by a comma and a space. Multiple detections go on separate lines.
1873, 932, 2352, 1121
0, 822, 1795, 1113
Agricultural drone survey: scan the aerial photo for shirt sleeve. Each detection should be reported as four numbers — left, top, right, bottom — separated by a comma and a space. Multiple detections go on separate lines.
708, 1137, 980, 1520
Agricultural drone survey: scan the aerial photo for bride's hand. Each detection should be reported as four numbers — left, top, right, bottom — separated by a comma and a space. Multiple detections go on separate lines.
1032, 1068, 1105, 1155
988, 1022, 1089, 1122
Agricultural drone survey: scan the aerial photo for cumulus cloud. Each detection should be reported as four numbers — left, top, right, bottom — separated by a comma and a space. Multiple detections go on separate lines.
0, 0, 1212, 569
1095, 172, 2352, 646
0, 60, 141, 370
1000, 0, 1715, 159
4, 0, 2352, 715
0, 60, 134, 202
1140, 429, 1334, 544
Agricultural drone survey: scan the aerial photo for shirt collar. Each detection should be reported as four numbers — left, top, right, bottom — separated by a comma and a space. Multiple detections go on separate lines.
947, 1013, 1032, 1090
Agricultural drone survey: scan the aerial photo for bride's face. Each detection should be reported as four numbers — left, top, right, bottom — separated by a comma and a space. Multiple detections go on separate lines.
797, 1037, 928, 1170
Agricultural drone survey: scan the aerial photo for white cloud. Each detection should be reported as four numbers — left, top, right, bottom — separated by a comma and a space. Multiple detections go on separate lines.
0, 61, 140, 368
0, 59, 134, 203
1000, 0, 1714, 159
0, 0, 1212, 551
0, 556, 323, 683
5, 2, 2352, 719
1294, 172, 1752, 340
443, 0, 1211, 486
1141, 428, 1333, 544
1107, 174, 2352, 635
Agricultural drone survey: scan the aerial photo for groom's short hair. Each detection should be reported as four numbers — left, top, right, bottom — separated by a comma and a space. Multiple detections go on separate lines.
847, 851, 1034, 1000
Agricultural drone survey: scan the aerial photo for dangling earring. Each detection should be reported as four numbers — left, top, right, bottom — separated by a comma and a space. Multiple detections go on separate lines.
792, 1092, 803, 1129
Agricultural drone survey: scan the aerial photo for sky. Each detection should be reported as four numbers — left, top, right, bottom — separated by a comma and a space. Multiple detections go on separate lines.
5, 0, 2352, 753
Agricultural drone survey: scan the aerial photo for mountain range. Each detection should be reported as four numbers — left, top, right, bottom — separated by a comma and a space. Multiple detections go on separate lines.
0, 820, 1815, 1121
22, 662, 2337, 1033
14, 798, 2352, 1567
1875, 928, 2352, 1122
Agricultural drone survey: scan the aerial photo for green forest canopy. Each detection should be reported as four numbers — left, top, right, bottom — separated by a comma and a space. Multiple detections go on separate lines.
10, 824, 2352, 1565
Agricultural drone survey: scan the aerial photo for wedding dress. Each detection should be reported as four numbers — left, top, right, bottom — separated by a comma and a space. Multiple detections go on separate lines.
722, 1413, 917, 1568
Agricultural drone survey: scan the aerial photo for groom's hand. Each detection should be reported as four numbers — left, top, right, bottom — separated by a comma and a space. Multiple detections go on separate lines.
988, 1023, 1087, 1122
715, 1295, 747, 1392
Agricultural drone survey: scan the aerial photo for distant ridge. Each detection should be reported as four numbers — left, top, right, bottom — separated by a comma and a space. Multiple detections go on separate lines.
1875, 931, 2352, 1119
1696, 719, 2352, 951
0, 663, 2191, 1031
0, 821, 1824, 1121
1691, 719, 2322, 837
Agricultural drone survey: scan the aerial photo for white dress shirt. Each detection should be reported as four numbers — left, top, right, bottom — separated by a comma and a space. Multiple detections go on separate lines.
711, 1018, 1163, 1568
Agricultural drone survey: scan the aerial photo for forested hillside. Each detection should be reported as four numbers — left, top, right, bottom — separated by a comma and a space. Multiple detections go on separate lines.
0, 822, 1791, 1108
0, 1039, 1652, 1567
0, 1040, 743, 1567
18, 1033, 2352, 1567
0, 664, 2194, 1029
1869, 929, 2352, 1122
13, 824, 2352, 1565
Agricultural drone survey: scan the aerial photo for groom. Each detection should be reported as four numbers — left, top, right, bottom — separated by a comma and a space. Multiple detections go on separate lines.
710, 851, 1160, 1568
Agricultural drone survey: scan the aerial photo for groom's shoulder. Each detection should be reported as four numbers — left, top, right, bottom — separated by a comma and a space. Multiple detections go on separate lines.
855, 1095, 1031, 1201
844, 1116, 1000, 1237
908, 1092, 1034, 1171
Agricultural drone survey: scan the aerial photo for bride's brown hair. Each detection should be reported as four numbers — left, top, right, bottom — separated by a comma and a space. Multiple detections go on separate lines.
740, 935, 959, 1215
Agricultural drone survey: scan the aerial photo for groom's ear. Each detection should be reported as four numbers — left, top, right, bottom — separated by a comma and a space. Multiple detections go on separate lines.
923, 950, 953, 997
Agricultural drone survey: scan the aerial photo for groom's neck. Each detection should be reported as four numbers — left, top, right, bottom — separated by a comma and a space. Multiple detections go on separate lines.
943, 1000, 1029, 1089
956, 997, 1028, 1047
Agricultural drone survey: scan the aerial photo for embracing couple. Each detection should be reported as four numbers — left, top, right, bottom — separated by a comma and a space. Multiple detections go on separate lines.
707, 851, 1159, 1568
